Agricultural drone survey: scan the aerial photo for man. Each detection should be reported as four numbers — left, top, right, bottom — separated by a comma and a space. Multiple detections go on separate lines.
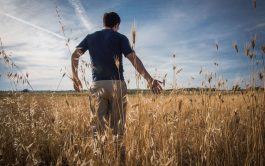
71, 11, 162, 155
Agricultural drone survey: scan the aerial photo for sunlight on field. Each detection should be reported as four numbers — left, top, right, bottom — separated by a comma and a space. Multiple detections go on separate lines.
0, 91, 264, 165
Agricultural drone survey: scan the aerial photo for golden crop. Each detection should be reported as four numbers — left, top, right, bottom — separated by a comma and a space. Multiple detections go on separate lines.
0, 91, 264, 165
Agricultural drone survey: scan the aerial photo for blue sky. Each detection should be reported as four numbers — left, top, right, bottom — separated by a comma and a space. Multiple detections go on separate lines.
0, 0, 265, 90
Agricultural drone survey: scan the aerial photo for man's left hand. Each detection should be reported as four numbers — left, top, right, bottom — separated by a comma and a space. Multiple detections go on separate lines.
149, 79, 163, 94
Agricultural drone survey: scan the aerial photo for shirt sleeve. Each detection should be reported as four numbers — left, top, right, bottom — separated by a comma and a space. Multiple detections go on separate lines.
76, 34, 90, 53
121, 35, 134, 57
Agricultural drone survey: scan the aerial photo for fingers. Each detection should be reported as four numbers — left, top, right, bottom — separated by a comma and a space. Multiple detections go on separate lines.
151, 85, 162, 94
73, 79, 82, 92
79, 81, 83, 89
151, 79, 163, 94
157, 84, 163, 92
74, 85, 80, 92
74, 83, 80, 92
152, 87, 161, 94
152, 87, 159, 94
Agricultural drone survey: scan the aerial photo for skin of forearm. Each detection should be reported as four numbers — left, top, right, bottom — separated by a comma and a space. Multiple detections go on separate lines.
71, 50, 80, 80
132, 56, 153, 83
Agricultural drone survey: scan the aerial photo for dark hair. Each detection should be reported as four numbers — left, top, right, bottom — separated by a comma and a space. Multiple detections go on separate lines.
103, 12, 121, 28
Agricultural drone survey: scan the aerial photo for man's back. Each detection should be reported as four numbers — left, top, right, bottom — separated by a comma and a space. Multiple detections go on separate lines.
77, 29, 133, 81
71, 12, 162, 164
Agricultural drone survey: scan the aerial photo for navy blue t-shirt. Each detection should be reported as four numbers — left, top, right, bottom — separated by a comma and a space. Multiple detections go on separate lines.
76, 29, 133, 81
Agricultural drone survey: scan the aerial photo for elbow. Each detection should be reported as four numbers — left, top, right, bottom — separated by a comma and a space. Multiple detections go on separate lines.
71, 50, 76, 60
127, 52, 138, 62
71, 53, 76, 61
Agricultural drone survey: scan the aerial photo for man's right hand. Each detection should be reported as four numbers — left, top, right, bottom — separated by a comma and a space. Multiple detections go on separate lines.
71, 48, 84, 92
73, 77, 83, 92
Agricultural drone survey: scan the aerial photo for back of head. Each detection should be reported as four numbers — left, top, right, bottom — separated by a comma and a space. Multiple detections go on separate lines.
103, 12, 121, 28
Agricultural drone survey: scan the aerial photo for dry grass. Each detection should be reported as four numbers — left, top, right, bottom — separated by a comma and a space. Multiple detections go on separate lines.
0, 91, 264, 165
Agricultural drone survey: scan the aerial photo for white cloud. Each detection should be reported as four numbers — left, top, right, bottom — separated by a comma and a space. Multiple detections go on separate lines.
0, 12, 65, 40
68, 0, 94, 32
0, 0, 74, 90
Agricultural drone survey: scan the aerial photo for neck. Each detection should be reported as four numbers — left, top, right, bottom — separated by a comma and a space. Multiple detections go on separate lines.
104, 27, 111, 29
104, 26, 118, 32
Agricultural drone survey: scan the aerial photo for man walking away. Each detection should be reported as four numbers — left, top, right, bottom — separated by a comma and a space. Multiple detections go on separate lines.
71, 12, 162, 163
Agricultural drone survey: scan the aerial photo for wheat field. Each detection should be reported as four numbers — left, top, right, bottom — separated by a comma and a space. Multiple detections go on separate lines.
0, 90, 264, 165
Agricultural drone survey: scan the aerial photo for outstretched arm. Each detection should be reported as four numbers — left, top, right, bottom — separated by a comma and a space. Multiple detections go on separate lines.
126, 52, 163, 94
71, 48, 84, 92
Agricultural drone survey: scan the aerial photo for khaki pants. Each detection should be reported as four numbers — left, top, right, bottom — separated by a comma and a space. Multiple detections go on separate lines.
89, 80, 127, 137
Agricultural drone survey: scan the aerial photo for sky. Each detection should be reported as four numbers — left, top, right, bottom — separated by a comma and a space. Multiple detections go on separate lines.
0, 0, 265, 91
